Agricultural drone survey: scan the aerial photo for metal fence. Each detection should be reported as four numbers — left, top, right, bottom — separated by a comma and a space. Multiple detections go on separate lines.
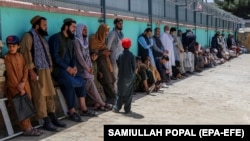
2, 0, 245, 30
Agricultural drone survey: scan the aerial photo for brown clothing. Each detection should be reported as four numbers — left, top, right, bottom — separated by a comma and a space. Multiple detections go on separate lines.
97, 55, 116, 100
20, 33, 53, 69
19, 118, 32, 131
97, 55, 115, 84
89, 24, 113, 72
20, 33, 55, 97
148, 64, 161, 82
89, 24, 110, 51
5, 53, 31, 99
4, 53, 32, 131
20, 32, 56, 118
176, 36, 184, 53
92, 61, 106, 102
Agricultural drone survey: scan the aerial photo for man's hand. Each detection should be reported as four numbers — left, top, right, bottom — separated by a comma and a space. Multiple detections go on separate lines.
163, 50, 169, 56
87, 67, 93, 74
17, 82, 25, 92
103, 49, 111, 56
72, 67, 77, 76
66, 67, 75, 76
29, 69, 37, 82
135, 68, 138, 74
20, 89, 26, 95
98, 72, 103, 78
166, 69, 170, 74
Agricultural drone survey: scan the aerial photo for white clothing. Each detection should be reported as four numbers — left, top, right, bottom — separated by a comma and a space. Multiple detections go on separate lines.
160, 32, 175, 66
184, 51, 194, 72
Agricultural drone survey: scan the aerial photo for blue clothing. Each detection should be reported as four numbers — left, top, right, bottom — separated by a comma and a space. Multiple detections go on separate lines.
138, 35, 156, 67
211, 35, 219, 50
49, 32, 76, 73
57, 70, 86, 109
30, 29, 50, 69
49, 32, 86, 110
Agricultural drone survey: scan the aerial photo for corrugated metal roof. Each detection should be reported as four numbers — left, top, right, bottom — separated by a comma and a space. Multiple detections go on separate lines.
238, 28, 250, 33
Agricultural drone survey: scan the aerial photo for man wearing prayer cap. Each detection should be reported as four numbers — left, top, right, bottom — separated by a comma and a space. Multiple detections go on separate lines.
49, 18, 98, 122
63, 18, 74, 24
20, 15, 66, 132
30, 15, 42, 26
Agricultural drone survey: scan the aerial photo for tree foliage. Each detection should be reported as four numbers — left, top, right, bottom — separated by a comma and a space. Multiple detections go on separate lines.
214, 0, 250, 19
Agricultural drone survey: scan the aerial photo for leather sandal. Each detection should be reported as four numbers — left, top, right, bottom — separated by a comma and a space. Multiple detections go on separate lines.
23, 128, 41, 136
104, 103, 113, 110
94, 106, 107, 111
81, 109, 98, 117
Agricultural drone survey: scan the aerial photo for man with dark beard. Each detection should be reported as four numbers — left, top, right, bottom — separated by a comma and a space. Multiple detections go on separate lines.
20, 15, 65, 132
49, 18, 97, 123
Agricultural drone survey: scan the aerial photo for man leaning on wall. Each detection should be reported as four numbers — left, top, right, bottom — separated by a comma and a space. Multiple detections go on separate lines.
20, 15, 66, 132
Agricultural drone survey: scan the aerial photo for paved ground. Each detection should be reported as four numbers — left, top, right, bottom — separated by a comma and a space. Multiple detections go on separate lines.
8, 54, 250, 141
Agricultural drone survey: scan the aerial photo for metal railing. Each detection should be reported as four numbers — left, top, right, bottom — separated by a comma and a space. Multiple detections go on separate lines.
1, 0, 245, 30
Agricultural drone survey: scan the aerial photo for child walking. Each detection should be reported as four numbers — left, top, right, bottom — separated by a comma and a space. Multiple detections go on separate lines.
4, 35, 42, 136
113, 38, 136, 114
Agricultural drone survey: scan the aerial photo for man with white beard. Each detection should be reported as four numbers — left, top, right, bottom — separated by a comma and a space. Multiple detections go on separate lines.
160, 25, 177, 80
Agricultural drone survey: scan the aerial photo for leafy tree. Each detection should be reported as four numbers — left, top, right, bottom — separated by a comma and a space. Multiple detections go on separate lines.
214, 0, 250, 19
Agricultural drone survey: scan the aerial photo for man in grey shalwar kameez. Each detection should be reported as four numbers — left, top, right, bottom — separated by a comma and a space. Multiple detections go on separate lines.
74, 23, 112, 111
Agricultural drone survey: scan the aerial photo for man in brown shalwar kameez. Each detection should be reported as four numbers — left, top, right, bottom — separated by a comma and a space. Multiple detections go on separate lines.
20, 15, 65, 132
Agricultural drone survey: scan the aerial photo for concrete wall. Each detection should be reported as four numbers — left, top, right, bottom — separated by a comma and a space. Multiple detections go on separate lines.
0, 6, 234, 56
0, 7, 149, 56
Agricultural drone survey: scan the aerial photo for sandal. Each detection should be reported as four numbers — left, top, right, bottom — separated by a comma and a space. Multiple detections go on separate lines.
104, 103, 113, 110
33, 128, 43, 134
81, 109, 98, 117
23, 128, 41, 136
94, 106, 107, 111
